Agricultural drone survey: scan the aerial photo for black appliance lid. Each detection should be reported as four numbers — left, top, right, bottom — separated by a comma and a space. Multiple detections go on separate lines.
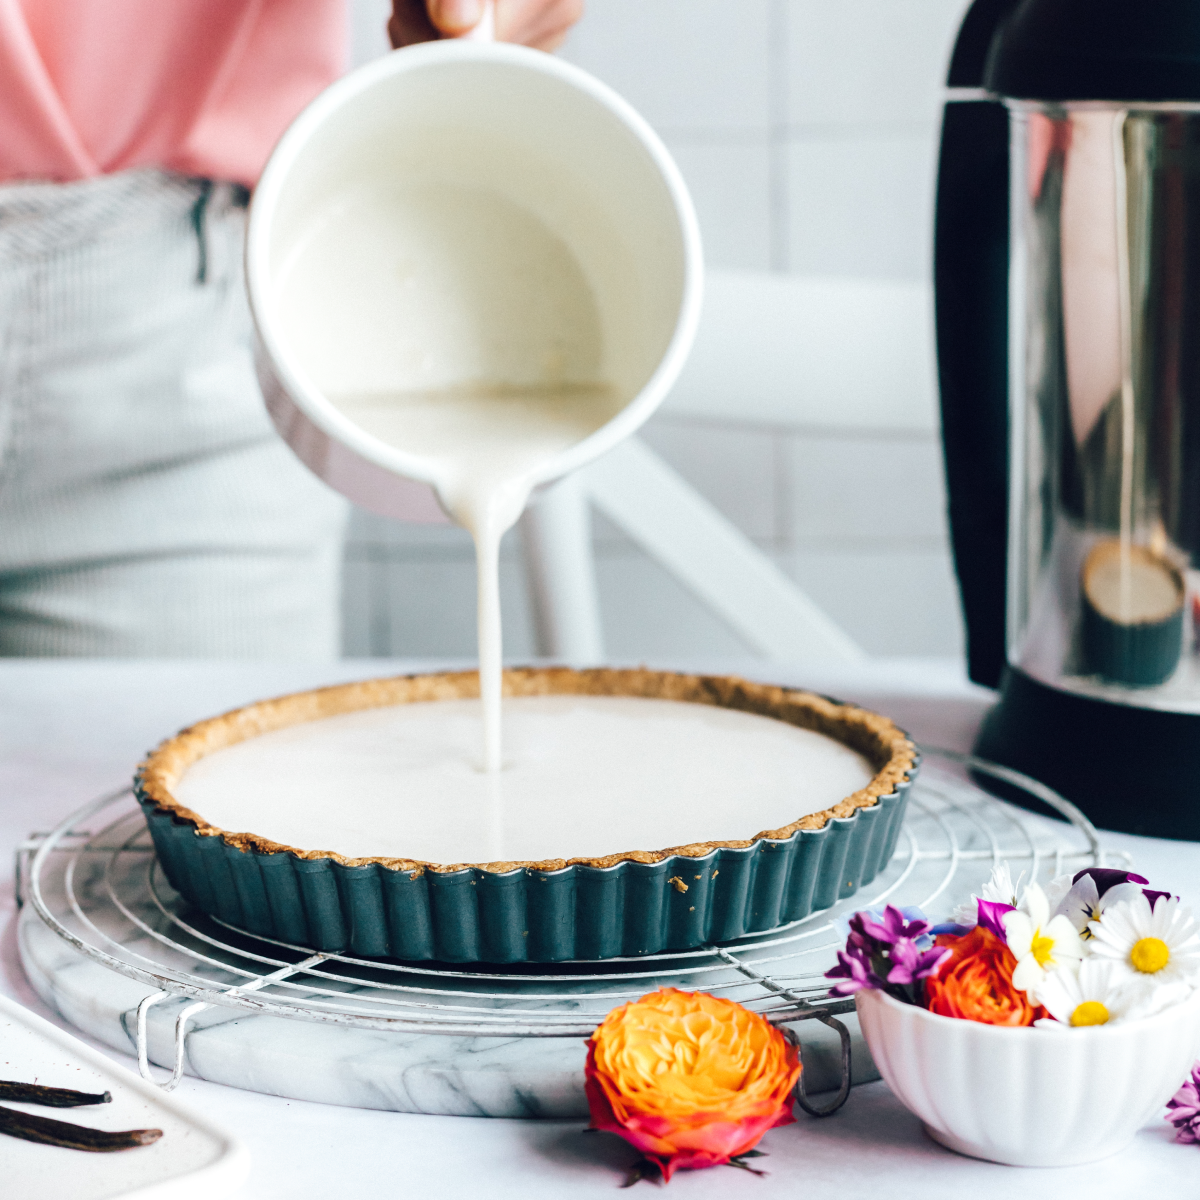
946, 0, 1024, 89
985, 0, 1200, 102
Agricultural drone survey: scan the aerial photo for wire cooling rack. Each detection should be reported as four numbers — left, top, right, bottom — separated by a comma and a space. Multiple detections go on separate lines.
16, 749, 1127, 1112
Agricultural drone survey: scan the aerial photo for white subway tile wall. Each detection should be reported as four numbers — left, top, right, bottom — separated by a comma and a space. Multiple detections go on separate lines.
785, 0, 962, 128
786, 134, 939, 279
665, 143, 774, 272
559, 0, 776, 136
340, 0, 971, 662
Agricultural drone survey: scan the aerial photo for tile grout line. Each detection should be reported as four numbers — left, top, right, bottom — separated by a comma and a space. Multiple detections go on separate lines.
657, 121, 937, 146
652, 412, 940, 443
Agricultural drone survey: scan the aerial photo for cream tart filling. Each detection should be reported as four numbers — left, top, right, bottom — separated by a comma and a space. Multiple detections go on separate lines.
140, 668, 916, 873
172, 694, 874, 867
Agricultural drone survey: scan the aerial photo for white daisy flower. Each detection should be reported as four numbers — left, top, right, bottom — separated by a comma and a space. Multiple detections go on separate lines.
1002, 882, 1085, 1002
952, 861, 1026, 927
1037, 958, 1135, 1028
1051, 875, 1145, 940
1087, 893, 1200, 1017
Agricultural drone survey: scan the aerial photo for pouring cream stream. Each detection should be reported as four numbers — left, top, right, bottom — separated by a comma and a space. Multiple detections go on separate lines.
334, 381, 613, 772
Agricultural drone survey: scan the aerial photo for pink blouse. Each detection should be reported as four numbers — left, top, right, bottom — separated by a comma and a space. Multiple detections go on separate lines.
0, 0, 347, 187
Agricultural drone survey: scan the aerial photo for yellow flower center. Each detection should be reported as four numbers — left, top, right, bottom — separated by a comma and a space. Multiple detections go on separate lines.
1130, 936, 1170, 974
1070, 1000, 1110, 1027
1031, 930, 1056, 966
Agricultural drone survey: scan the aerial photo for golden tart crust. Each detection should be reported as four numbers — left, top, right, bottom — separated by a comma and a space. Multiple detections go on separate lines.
138, 667, 917, 876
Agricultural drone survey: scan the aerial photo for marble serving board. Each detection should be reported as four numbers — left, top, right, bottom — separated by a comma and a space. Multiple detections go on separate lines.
19, 912, 876, 1119
18, 817, 878, 1119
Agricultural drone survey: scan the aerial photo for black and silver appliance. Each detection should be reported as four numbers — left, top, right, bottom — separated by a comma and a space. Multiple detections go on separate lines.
937, 0, 1200, 837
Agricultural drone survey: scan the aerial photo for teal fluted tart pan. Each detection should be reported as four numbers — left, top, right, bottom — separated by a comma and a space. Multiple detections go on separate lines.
136, 667, 918, 963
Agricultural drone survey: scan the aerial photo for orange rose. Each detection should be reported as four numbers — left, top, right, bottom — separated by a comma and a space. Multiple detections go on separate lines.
924, 926, 1048, 1026
585, 988, 801, 1181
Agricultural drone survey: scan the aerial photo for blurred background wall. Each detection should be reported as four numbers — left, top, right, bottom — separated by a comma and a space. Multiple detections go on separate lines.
342, 0, 972, 661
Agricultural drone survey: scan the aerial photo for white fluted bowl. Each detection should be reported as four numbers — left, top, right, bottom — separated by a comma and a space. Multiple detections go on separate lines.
856, 986, 1200, 1166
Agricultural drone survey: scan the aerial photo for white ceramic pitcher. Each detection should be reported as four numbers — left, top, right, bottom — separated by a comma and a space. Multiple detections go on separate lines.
245, 33, 703, 523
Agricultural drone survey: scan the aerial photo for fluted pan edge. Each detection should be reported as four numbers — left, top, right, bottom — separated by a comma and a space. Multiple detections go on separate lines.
137, 775, 911, 963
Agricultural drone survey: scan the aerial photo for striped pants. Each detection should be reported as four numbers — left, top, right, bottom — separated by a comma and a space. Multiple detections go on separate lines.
0, 169, 347, 657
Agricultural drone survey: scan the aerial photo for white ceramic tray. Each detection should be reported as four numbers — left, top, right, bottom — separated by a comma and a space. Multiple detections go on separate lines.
0, 993, 249, 1200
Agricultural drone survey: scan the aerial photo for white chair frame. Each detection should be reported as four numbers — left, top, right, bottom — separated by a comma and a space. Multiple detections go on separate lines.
520, 270, 938, 666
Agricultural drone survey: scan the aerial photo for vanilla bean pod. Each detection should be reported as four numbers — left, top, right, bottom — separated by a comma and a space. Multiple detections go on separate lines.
0, 1080, 112, 1108
0, 1104, 162, 1152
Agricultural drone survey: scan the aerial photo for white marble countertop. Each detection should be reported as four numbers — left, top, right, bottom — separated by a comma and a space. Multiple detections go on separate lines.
3, 657, 1199, 1199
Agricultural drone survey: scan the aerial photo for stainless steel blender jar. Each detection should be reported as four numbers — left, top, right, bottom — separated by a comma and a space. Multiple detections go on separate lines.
937, 0, 1200, 836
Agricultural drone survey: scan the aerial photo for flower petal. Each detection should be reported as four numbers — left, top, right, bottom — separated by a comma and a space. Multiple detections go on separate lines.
1003, 910, 1034, 958
1073, 867, 1148, 897
1053, 877, 1100, 931
1043, 915, 1085, 961
1011, 955, 1044, 996
1022, 882, 1050, 928
978, 899, 1016, 941
1045, 871, 1076, 913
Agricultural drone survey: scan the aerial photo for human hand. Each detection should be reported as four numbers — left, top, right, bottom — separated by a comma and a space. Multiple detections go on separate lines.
388, 0, 583, 51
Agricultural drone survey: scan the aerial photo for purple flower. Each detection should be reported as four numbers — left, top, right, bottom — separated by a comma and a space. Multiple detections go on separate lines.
826, 946, 885, 996
976, 898, 1016, 941
1071, 866, 1172, 911
1166, 1062, 1200, 1144
855, 905, 932, 948
1072, 867, 1148, 896
886, 938, 952, 986
826, 905, 943, 1004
